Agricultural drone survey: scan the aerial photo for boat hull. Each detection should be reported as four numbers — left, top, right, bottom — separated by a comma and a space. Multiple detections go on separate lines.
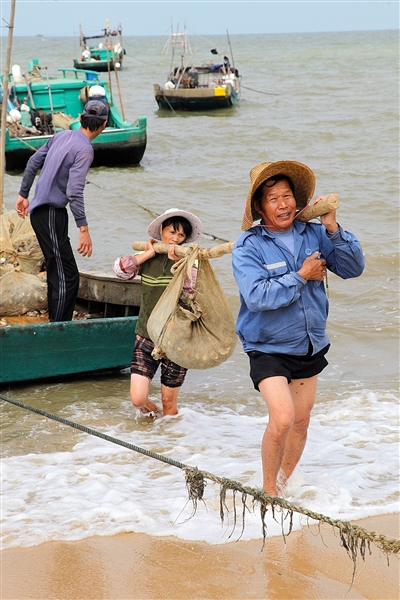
0, 316, 137, 383
0, 270, 140, 384
4, 117, 147, 171
73, 59, 120, 72
153, 83, 239, 111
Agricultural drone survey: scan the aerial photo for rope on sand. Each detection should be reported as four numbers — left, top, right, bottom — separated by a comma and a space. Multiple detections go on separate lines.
2, 393, 399, 580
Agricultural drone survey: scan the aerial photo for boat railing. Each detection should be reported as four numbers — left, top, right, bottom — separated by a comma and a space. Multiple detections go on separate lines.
58, 67, 101, 81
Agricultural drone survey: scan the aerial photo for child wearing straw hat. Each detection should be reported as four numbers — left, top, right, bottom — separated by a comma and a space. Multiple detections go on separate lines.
232, 160, 364, 496
113, 208, 203, 417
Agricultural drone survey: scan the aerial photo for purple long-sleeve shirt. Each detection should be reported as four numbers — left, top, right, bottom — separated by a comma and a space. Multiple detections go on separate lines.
19, 129, 94, 227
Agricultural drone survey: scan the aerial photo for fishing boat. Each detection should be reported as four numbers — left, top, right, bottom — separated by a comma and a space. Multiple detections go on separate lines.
0, 58, 146, 171
0, 270, 140, 384
73, 23, 125, 72
153, 30, 241, 111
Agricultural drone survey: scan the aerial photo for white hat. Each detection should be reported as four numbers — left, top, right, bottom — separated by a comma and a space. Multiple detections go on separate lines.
89, 85, 107, 98
147, 208, 203, 243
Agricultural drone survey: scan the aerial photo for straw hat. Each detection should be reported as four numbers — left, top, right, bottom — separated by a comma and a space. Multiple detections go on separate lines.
147, 208, 203, 243
242, 160, 316, 231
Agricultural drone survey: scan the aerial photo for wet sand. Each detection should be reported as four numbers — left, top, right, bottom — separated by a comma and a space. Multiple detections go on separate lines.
1, 514, 398, 599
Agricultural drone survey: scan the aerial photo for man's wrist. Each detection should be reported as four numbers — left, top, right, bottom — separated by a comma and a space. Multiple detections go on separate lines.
79, 226, 88, 233
326, 223, 339, 235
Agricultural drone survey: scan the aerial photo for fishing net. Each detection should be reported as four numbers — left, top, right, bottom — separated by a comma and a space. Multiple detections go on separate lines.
147, 244, 237, 369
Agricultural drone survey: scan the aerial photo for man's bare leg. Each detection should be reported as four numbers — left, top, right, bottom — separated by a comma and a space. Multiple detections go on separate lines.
280, 375, 318, 482
258, 376, 296, 496
130, 373, 161, 415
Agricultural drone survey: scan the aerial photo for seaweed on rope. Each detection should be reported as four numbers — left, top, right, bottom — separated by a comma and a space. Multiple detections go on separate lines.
184, 465, 399, 584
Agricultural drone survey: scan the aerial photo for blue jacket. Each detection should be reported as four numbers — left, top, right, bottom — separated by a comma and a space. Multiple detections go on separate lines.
232, 220, 364, 355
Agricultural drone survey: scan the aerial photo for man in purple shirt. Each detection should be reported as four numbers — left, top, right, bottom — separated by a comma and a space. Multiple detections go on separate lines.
15, 100, 109, 322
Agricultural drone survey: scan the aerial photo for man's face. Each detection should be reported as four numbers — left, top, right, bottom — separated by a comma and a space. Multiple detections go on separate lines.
256, 180, 297, 232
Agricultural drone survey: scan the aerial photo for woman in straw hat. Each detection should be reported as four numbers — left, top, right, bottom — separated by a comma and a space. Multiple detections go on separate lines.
232, 160, 364, 496
113, 208, 203, 417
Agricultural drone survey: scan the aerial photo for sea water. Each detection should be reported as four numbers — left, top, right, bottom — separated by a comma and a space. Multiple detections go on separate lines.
1, 30, 398, 549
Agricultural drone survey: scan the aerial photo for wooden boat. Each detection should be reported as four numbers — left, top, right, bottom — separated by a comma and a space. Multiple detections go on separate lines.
0, 270, 140, 384
73, 23, 125, 72
1, 59, 146, 171
154, 31, 241, 111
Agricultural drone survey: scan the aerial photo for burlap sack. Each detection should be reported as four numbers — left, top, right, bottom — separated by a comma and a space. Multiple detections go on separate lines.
147, 245, 237, 369
0, 270, 47, 316
0, 210, 44, 274
0, 211, 46, 315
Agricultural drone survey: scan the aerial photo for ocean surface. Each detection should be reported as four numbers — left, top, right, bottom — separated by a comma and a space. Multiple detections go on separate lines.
1, 30, 399, 549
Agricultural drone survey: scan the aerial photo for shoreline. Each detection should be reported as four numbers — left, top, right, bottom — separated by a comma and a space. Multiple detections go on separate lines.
2, 513, 399, 599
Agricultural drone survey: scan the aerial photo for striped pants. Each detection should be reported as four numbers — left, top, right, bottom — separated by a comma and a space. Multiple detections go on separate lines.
30, 204, 79, 322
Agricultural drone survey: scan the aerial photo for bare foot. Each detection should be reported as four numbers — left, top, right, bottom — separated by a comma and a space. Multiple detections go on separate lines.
139, 406, 162, 418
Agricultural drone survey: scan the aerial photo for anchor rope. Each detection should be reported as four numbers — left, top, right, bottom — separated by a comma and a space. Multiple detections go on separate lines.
2, 393, 399, 570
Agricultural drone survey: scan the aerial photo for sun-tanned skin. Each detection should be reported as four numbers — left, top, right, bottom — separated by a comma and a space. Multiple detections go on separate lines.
255, 180, 339, 495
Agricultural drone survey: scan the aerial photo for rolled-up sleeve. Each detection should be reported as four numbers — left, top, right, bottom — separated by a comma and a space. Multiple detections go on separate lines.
113, 255, 139, 280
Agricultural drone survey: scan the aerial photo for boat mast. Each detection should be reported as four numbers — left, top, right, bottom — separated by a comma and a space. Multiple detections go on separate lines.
226, 29, 235, 71
0, 0, 16, 214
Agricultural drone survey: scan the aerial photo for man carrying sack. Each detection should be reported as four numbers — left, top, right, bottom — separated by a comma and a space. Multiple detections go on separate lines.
232, 160, 365, 497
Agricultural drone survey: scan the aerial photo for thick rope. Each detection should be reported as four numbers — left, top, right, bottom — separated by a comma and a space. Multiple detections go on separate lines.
2, 393, 399, 576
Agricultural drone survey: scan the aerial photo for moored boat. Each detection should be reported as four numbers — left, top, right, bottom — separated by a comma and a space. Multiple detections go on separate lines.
154, 31, 241, 111
0, 270, 140, 384
73, 23, 125, 72
0, 59, 146, 171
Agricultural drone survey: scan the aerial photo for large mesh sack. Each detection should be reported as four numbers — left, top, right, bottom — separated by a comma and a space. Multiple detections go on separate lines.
0, 270, 47, 316
147, 245, 237, 369
0, 210, 44, 275
0, 210, 47, 315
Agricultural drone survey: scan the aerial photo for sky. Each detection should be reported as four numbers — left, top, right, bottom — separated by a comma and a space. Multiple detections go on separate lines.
0, 0, 398, 38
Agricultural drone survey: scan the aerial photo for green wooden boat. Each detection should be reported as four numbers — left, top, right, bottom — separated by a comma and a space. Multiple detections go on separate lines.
1, 59, 146, 171
0, 271, 140, 384
73, 24, 125, 72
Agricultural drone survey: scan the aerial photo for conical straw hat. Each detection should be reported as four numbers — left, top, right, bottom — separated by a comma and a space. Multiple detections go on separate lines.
242, 160, 316, 231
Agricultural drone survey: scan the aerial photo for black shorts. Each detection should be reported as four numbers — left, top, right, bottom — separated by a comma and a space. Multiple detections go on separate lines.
131, 335, 187, 388
248, 343, 330, 390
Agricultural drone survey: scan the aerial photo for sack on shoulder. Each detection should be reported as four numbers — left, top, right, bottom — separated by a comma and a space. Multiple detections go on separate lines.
147, 245, 237, 369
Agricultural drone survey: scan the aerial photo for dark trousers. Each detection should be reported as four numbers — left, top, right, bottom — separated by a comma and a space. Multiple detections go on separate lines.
30, 204, 79, 322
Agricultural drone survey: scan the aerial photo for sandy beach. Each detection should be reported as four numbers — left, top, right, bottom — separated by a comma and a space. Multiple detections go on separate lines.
1, 513, 398, 599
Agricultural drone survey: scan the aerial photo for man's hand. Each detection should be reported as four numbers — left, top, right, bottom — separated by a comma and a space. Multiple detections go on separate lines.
298, 251, 327, 281
15, 195, 29, 218
314, 196, 339, 233
77, 227, 92, 257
